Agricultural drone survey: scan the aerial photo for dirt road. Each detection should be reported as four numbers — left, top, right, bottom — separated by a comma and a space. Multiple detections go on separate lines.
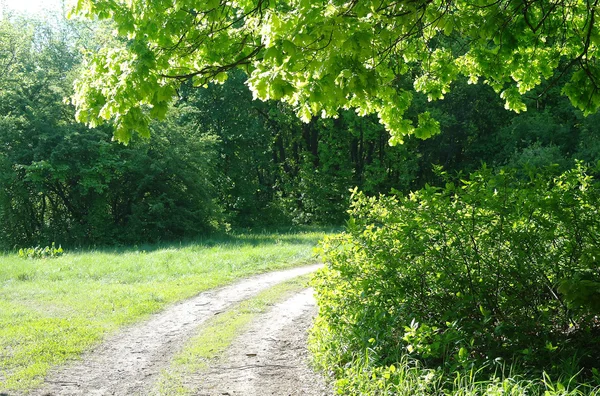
187, 289, 330, 396
28, 265, 331, 396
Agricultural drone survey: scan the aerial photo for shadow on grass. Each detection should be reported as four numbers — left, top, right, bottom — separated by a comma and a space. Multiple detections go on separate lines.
59, 225, 342, 256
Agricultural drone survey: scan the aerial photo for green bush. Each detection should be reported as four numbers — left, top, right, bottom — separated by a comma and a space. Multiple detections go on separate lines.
312, 163, 600, 392
18, 242, 64, 259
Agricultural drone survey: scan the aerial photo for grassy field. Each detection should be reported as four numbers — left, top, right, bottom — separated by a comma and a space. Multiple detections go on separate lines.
0, 229, 331, 392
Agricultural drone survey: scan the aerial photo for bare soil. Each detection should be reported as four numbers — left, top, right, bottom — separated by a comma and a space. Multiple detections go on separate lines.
182, 288, 332, 396
25, 264, 330, 396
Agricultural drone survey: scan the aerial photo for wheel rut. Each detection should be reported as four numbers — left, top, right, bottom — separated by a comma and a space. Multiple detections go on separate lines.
181, 288, 332, 396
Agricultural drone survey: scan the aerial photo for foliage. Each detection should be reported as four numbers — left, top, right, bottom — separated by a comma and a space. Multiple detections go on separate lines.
18, 243, 64, 259
311, 163, 600, 393
71, 0, 600, 143
174, 73, 282, 226
3, 11, 600, 242
0, 16, 223, 247
178, 71, 419, 226
307, 352, 600, 395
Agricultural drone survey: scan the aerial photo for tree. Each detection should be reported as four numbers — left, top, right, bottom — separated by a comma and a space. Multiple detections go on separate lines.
71, 0, 600, 143
0, 15, 222, 246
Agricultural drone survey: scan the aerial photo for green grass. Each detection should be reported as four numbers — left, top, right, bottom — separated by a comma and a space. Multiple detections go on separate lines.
155, 274, 311, 396
0, 229, 331, 392
310, 350, 600, 396
309, 343, 600, 396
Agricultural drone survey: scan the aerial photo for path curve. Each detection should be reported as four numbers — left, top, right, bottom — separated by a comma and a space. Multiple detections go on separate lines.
186, 288, 332, 396
31, 264, 322, 396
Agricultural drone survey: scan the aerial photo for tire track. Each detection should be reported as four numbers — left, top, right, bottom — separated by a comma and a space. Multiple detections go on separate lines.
182, 288, 332, 396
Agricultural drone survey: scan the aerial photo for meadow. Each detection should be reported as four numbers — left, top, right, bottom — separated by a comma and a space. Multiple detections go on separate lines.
0, 229, 330, 391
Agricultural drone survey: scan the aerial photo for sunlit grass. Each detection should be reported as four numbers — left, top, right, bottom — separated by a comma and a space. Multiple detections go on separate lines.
0, 229, 332, 392
314, 353, 600, 396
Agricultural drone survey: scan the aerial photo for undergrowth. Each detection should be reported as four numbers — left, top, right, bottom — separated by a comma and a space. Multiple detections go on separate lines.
17, 243, 63, 259
310, 163, 600, 395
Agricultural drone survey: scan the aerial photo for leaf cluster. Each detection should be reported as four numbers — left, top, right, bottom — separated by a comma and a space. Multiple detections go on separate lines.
71, 0, 600, 143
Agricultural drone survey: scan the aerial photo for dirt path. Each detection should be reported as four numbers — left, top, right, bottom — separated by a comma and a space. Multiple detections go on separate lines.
182, 288, 332, 396
30, 264, 323, 396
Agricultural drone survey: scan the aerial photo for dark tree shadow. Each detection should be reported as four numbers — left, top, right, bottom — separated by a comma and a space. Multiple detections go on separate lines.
65, 226, 340, 255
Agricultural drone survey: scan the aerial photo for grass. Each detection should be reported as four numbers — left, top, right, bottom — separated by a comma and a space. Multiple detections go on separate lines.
0, 229, 331, 392
313, 352, 600, 396
155, 274, 311, 396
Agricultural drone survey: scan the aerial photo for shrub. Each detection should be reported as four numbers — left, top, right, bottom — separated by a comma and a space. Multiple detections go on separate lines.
18, 242, 64, 259
312, 163, 600, 391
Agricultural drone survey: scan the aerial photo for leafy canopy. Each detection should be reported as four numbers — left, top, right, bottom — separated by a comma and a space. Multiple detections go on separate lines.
71, 0, 600, 143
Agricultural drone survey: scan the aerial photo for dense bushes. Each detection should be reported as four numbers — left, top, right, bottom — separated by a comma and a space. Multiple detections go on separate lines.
312, 163, 600, 394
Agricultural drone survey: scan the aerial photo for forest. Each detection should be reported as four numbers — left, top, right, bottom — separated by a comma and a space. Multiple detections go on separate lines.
2, 0, 600, 394
3, 13, 600, 248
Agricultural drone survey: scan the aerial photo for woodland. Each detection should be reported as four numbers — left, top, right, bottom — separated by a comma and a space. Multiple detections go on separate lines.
3, 0, 600, 393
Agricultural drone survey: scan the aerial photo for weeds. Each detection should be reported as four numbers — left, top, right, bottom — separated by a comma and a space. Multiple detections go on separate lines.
18, 242, 63, 259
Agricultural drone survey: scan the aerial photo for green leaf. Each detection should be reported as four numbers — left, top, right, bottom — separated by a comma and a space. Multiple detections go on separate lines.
414, 112, 440, 139
500, 87, 527, 113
